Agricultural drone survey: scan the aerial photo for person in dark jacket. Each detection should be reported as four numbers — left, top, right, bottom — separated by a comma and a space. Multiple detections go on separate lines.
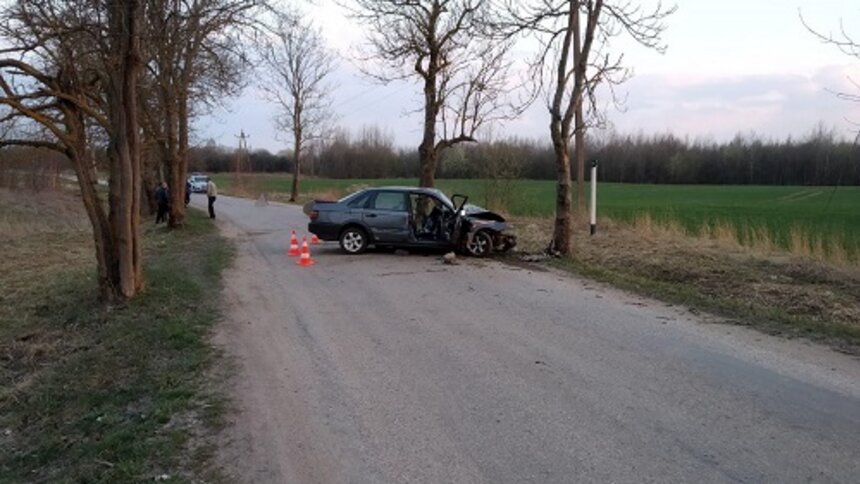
184, 180, 191, 207
155, 181, 170, 224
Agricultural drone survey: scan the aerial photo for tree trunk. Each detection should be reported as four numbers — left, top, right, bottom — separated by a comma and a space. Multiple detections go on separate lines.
572, 1, 586, 215
106, 0, 143, 300
550, 132, 573, 255
574, 101, 586, 214
66, 116, 119, 301
290, 133, 301, 202
418, 69, 438, 188
169, 92, 189, 227
546, 1, 577, 256
141, 147, 159, 217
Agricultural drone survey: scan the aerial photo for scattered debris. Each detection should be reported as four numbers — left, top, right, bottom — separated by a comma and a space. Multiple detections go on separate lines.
154, 474, 171, 481
520, 253, 551, 263
442, 252, 458, 265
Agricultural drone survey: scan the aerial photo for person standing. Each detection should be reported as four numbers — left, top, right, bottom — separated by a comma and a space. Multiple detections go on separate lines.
155, 181, 170, 224
184, 179, 191, 207
206, 178, 218, 219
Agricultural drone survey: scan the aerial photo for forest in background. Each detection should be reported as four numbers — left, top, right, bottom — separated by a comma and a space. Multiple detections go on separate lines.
181, 125, 860, 186
3, 125, 859, 188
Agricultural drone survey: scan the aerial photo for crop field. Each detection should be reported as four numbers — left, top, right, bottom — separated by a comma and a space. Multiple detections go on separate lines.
210, 174, 860, 261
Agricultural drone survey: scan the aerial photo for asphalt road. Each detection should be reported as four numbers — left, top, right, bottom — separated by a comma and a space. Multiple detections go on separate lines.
193, 194, 860, 483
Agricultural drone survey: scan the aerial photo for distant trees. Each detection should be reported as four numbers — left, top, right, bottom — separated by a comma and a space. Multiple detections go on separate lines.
185, 129, 860, 186
314, 126, 414, 178
259, 11, 335, 201
347, 0, 524, 188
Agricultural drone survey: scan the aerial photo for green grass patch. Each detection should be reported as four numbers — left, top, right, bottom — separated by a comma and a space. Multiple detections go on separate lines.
1, 200, 233, 483
211, 174, 860, 261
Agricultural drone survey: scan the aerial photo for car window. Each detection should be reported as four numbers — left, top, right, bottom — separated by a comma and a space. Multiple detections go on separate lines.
348, 192, 372, 208
371, 192, 407, 212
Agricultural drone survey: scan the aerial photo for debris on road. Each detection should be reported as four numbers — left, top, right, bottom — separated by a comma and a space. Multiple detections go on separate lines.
442, 252, 458, 265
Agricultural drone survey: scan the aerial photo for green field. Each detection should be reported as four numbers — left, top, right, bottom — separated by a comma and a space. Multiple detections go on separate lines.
211, 174, 860, 260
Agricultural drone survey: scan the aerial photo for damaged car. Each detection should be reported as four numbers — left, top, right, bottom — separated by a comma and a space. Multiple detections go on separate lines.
306, 187, 516, 257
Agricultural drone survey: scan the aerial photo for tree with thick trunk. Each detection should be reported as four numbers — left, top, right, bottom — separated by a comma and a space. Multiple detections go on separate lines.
0, 0, 145, 300
502, 0, 674, 254
347, 0, 524, 188
259, 11, 335, 202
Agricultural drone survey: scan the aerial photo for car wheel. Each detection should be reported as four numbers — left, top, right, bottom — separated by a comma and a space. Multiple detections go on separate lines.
466, 230, 493, 257
340, 227, 368, 254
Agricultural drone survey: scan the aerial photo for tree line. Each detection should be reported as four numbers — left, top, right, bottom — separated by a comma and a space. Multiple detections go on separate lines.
182, 127, 860, 186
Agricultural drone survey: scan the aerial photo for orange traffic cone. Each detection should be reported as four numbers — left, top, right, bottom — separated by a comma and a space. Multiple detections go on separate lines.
311, 233, 321, 245
297, 238, 315, 266
287, 230, 300, 256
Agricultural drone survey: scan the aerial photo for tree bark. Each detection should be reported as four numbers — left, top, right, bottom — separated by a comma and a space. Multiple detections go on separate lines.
64, 109, 119, 301
107, 0, 144, 300
550, 127, 573, 255
574, 99, 586, 214
418, 71, 438, 188
290, 128, 301, 202
168, 91, 188, 227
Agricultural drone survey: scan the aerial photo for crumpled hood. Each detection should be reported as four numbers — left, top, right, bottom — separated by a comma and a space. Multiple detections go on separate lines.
463, 204, 506, 222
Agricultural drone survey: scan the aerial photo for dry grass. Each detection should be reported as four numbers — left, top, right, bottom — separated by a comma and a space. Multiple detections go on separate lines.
1, 187, 234, 481
617, 212, 858, 268
511, 214, 860, 350
0, 189, 90, 240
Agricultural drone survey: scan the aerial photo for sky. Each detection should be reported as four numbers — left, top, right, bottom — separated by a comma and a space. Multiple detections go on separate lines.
197, 0, 860, 152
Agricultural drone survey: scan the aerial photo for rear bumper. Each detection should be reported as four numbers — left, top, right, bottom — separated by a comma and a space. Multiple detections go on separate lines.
309, 222, 340, 241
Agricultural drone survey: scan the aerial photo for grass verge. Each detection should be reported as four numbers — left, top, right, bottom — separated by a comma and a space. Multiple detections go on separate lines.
0, 189, 233, 483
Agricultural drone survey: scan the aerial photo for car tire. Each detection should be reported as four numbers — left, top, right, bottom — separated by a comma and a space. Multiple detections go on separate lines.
340, 226, 368, 254
466, 230, 493, 257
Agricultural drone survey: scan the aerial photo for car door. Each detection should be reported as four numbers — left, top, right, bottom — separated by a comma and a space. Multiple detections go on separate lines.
364, 191, 410, 242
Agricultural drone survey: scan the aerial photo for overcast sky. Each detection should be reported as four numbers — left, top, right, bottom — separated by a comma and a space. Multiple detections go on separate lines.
197, 0, 860, 152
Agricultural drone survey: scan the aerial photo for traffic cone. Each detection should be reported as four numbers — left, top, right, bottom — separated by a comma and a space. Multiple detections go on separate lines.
311, 233, 321, 245
287, 230, 300, 256
297, 238, 315, 266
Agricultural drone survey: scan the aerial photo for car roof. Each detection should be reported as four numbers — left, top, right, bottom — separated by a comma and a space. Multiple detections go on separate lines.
369, 186, 444, 195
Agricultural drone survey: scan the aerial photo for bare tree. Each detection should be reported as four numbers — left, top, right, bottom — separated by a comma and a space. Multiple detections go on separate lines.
259, 11, 336, 202
502, 0, 674, 255
142, 0, 261, 227
346, 0, 524, 188
0, 0, 145, 300
802, 13, 860, 104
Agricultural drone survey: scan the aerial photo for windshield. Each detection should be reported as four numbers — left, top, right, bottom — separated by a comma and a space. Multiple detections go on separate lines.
430, 189, 454, 209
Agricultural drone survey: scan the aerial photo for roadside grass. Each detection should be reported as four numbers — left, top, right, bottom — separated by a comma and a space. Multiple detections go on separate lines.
0, 189, 232, 483
210, 174, 860, 263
